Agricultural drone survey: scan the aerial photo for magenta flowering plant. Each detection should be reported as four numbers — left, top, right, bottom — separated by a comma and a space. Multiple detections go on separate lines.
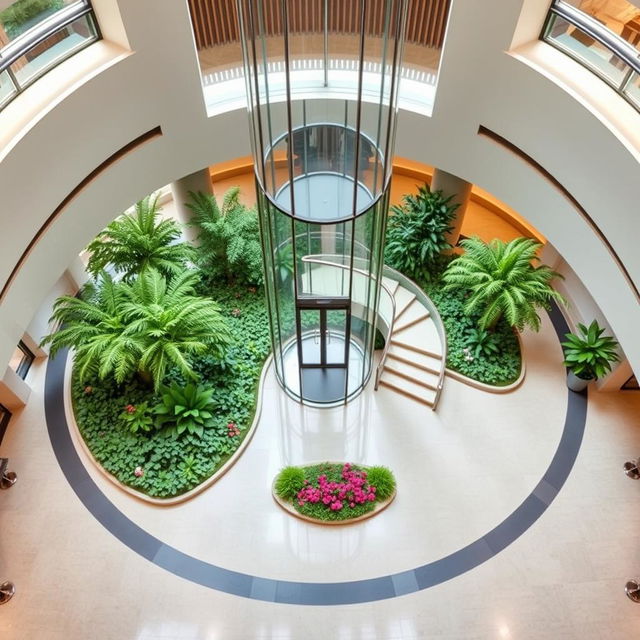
275, 462, 395, 522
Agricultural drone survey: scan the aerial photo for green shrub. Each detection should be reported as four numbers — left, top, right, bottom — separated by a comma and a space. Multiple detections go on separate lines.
154, 382, 217, 439
274, 466, 306, 500
187, 188, 263, 286
464, 327, 500, 359
385, 184, 458, 281
366, 466, 396, 500
562, 320, 619, 380
0, 0, 63, 38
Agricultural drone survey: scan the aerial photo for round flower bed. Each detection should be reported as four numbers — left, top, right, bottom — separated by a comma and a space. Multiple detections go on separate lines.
273, 462, 396, 524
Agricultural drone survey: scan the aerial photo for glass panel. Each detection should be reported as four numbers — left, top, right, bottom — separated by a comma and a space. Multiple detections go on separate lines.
299, 309, 321, 364
10, 14, 96, 86
326, 309, 346, 365
0, 0, 80, 42
0, 69, 17, 105
546, 13, 628, 85
625, 70, 640, 106
562, 0, 640, 53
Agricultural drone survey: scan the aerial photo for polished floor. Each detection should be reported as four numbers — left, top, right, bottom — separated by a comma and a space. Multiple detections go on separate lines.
1, 309, 640, 637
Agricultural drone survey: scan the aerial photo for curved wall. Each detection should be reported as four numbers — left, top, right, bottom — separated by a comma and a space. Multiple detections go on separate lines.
0, 0, 638, 376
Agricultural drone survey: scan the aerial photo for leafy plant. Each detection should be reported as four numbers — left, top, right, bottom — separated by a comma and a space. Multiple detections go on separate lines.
119, 401, 154, 434
42, 268, 233, 390
385, 184, 459, 281
153, 382, 218, 438
443, 236, 565, 331
187, 188, 263, 286
464, 327, 500, 359
365, 466, 396, 500
562, 320, 619, 380
86, 194, 194, 281
274, 466, 306, 500
0, 0, 63, 38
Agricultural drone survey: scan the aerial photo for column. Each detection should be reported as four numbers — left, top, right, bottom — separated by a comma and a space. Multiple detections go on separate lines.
430, 168, 472, 248
170, 168, 214, 242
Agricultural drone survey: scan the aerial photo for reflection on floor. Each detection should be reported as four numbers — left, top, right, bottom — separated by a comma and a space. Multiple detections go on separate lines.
1, 308, 640, 637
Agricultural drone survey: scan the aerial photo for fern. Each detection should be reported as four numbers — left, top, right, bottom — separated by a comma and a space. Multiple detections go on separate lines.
443, 236, 566, 331
86, 194, 194, 281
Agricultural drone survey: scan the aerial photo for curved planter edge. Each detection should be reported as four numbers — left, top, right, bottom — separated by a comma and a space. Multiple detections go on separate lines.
271, 462, 396, 525
63, 351, 273, 506
444, 331, 526, 394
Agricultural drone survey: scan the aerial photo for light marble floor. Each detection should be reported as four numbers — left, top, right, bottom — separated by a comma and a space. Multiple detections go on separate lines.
1, 312, 640, 639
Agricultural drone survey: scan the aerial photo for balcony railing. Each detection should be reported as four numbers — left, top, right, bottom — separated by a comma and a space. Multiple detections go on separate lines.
542, 1, 640, 111
0, 0, 100, 112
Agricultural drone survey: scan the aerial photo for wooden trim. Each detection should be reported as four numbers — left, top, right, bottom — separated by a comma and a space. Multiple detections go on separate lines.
0, 127, 163, 304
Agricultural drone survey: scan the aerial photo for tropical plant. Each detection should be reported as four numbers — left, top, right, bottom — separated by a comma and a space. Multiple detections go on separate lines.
120, 269, 233, 388
86, 194, 194, 281
0, 0, 63, 38
464, 327, 500, 359
562, 320, 620, 380
153, 382, 217, 438
274, 465, 306, 500
442, 236, 565, 331
41, 269, 233, 389
385, 184, 459, 281
187, 188, 263, 286
119, 402, 154, 434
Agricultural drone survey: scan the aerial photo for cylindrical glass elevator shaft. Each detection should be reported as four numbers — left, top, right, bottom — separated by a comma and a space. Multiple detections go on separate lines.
238, 0, 407, 405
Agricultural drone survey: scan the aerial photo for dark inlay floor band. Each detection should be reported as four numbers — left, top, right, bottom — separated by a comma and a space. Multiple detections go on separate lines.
44, 303, 587, 605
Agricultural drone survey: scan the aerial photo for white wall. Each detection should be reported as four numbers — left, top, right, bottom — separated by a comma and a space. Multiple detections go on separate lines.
0, 0, 638, 383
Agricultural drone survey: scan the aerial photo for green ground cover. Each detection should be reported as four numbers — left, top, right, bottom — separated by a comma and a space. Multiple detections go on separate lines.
71, 283, 270, 498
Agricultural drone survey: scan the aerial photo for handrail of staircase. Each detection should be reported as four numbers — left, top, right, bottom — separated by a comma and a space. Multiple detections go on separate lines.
380, 264, 448, 409
300, 255, 396, 391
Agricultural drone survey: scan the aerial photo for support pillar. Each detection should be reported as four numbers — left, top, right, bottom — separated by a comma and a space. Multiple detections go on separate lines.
170, 168, 214, 242
430, 168, 472, 248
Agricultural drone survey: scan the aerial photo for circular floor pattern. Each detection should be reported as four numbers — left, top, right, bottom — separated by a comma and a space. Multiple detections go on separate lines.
44, 304, 587, 605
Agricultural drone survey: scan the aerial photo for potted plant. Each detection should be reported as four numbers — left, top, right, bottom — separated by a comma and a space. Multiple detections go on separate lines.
561, 320, 620, 391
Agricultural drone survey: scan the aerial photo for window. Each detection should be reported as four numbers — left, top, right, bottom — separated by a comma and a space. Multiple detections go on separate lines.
0, 0, 100, 111
0, 403, 11, 445
9, 340, 35, 379
542, 1, 640, 112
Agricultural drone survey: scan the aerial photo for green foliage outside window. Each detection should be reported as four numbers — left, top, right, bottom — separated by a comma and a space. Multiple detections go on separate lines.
0, 0, 63, 39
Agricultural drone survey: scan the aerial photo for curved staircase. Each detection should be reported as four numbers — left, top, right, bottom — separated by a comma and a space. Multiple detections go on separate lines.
376, 276, 446, 408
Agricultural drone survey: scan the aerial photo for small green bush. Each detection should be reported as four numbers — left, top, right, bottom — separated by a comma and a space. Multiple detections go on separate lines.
119, 401, 154, 434
274, 466, 306, 500
153, 382, 217, 439
365, 466, 396, 500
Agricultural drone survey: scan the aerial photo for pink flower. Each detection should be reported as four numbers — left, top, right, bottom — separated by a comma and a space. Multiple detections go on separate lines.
84, 386, 93, 395
134, 466, 144, 477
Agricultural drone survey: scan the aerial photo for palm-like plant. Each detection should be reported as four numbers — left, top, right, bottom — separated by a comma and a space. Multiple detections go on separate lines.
41, 273, 139, 383
385, 184, 459, 280
562, 320, 619, 380
41, 269, 232, 389
120, 269, 233, 387
443, 236, 565, 331
187, 188, 263, 285
86, 194, 194, 281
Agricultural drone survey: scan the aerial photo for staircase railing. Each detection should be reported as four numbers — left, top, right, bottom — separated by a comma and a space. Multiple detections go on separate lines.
380, 265, 448, 409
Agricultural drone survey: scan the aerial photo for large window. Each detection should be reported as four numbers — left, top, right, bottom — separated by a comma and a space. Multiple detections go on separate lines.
542, 0, 640, 111
0, 0, 99, 111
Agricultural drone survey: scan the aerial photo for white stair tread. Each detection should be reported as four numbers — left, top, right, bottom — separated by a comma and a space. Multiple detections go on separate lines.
384, 358, 440, 388
378, 372, 436, 407
392, 318, 442, 354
